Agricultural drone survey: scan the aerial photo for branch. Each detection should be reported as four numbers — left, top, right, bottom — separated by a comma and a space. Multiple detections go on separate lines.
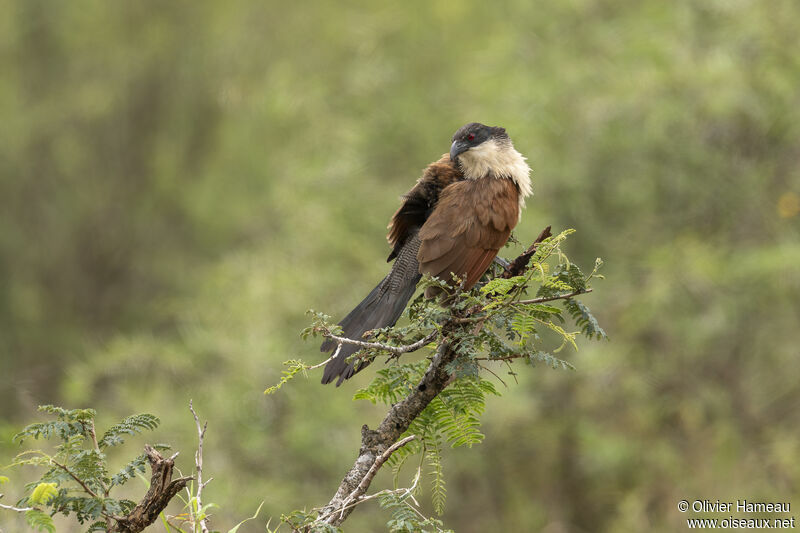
320, 467, 427, 529
476, 362, 508, 387
317, 333, 461, 527
50, 459, 103, 501
0, 494, 32, 513
451, 281, 593, 326
317, 435, 417, 524
474, 353, 530, 362
85, 419, 113, 530
306, 343, 343, 371
321, 329, 438, 356
501, 225, 552, 278
109, 446, 193, 533
189, 400, 211, 533
516, 288, 592, 305
85, 420, 101, 454
345, 435, 417, 504
308, 329, 437, 374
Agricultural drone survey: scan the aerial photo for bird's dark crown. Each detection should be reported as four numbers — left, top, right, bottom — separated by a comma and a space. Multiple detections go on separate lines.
451, 122, 508, 147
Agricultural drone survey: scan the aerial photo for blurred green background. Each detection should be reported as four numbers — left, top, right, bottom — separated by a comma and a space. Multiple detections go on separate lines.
1, 0, 799, 531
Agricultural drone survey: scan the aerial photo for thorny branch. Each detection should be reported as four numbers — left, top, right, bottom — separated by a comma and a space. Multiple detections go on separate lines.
303, 343, 344, 372
342, 435, 417, 508
475, 353, 548, 362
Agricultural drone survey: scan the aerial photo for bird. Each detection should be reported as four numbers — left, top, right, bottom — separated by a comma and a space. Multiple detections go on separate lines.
321, 122, 532, 385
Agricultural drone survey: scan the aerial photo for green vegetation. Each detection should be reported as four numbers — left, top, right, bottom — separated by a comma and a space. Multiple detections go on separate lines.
8, 406, 165, 532
2, 0, 798, 531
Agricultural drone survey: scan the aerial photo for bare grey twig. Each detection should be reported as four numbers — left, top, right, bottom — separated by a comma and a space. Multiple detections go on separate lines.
306, 343, 342, 371
0, 495, 32, 513
189, 400, 211, 533
320, 329, 438, 356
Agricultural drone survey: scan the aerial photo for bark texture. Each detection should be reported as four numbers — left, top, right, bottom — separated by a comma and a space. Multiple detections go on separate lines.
320, 335, 459, 526
109, 445, 192, 533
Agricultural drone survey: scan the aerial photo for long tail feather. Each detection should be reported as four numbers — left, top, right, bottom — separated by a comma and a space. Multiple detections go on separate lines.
321, 234, 421, 385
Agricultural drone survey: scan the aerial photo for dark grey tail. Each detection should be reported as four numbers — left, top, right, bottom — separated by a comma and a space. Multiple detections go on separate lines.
321, 234, 422, 386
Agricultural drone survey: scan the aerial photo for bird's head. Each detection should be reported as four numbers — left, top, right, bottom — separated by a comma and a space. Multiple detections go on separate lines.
449, 122, 506, 164
449, 122, 532, 203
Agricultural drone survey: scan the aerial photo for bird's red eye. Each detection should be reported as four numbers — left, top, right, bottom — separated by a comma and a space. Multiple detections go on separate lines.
467, 133, 475, 141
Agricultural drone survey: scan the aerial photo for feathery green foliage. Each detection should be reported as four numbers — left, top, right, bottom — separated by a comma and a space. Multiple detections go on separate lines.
24, 509, 56, 533
98, 414, 160, 449
28, 483, 58, 506
264, 359, 311, 395
379, 491, 453, 533
4, 406, 167, 532
280, 509, 342, 532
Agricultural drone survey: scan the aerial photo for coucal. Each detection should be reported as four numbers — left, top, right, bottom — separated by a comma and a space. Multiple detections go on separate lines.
321, 123, 532, 385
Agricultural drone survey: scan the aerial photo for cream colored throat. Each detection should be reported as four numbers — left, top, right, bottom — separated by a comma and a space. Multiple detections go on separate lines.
458, 139, 533, 209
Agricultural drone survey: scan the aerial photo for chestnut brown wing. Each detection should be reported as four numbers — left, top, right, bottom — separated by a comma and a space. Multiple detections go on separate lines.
387, 154, 463, 261
418, 177, 519, 291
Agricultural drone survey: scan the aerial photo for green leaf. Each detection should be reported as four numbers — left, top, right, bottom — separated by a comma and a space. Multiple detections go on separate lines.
25, 509, 56, 533
480, 275, 527, 296
527, 303, 562, 314
88, 520, 109, 532
29, 482, 59, 506
564, 299, 608, 340
110, 453, 148, 488
38, 405, 96, 422
511, 314, 537, 345
264, 360, 308, 394
354, 360, 428, 405
530, 350, 575, 370
227, 501, 264, 533
544, 321, 579, 352
98, 413, 160, 448
380, 489, 451, 532
426, 436, 446, 515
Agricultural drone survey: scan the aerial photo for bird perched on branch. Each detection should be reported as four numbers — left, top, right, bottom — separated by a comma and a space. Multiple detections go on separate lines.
321, 123, 532, 385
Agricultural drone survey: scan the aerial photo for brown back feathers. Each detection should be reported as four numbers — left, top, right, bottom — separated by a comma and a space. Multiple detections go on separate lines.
418, 177, 519, 294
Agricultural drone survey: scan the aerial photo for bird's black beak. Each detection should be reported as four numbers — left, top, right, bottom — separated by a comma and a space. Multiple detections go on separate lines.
450, 140, 469, 162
